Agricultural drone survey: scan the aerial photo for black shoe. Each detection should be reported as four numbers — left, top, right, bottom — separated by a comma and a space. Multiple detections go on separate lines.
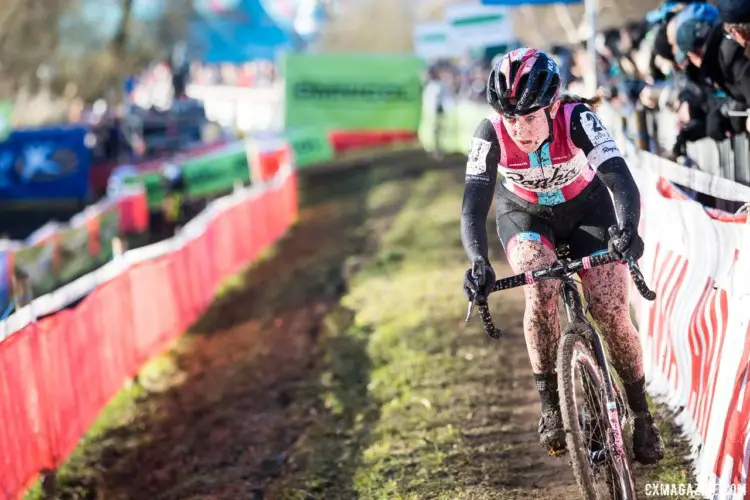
539, 407, 566, 455
632, 410, 665, 465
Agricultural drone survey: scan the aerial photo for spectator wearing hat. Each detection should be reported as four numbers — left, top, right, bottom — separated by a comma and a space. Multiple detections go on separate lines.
646, 2, 695, 77
672, 3, 750, 101
635, 3, 696, 108
673, 2, 750, 137
719, 0, 750, 65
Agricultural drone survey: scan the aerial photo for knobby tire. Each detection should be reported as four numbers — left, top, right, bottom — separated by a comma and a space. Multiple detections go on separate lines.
557, 323, 636, 500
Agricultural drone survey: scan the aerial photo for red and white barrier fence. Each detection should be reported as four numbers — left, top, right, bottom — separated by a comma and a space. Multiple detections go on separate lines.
0, 125, 419, 499
622, 140, 750, 498
0, 155, 298, 499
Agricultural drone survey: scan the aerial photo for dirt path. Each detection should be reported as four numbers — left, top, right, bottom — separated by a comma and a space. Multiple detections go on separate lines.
40, 155, 692, 500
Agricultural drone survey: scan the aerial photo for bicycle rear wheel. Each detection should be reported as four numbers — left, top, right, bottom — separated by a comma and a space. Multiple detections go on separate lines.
557, 323, 636, 500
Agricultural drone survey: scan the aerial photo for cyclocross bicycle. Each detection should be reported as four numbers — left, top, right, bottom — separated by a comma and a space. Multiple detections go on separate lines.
465, 226, 656, 500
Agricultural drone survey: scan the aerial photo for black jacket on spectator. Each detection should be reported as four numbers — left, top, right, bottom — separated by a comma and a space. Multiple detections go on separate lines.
649, 24, 672, 81
671, 72, 710, 154
699, 24, 750, 105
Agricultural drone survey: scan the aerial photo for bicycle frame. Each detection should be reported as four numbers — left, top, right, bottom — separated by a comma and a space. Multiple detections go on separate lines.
559, 273, 626, 458
465, 244, 656, 461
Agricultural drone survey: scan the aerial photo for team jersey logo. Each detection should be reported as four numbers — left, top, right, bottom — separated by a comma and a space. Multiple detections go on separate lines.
498, 152, 588, 192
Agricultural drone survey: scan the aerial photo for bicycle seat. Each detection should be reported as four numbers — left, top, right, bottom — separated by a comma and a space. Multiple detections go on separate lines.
556, 242, 571, 259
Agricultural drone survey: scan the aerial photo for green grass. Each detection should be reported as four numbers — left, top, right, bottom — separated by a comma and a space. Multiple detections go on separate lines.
644, 396, 694, 487
267, 168, 695, 499
22, 246, 283, 500
267, 170, 477, 499
22, 159, 695, 499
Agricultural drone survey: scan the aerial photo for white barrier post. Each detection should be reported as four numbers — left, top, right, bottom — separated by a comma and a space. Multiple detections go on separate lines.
112, 236, 126, 258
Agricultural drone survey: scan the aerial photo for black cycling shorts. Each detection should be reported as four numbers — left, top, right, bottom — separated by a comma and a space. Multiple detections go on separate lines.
496, 177, 617, 260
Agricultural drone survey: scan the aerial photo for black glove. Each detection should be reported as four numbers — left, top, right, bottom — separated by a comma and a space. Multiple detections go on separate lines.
608, 224, 644, 260
707, 98, 741, 141
707, 105, 733, 141
463, 256, 496, 303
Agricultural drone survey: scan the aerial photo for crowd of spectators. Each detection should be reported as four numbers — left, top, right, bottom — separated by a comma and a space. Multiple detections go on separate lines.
423, 0, 750, 211
85, 59, 275, 167
575, 1, 749, 154
563, 0, 750, 207
188, 60, 277, 88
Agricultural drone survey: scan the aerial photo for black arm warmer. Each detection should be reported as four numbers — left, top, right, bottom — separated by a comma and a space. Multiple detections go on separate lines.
568, 104, 641, 231
596, 157, 641, 231
460, 118, 501, 263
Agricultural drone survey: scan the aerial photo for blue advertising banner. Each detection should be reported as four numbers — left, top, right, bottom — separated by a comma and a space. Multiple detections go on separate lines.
0, 125, 92, 201
481, 0, 581, 4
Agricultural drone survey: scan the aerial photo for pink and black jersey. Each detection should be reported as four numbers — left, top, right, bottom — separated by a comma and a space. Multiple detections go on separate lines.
492, 103, 590, 204
464, 103, 623, 205
475, 103, 622, 206
461, 102, 640, 265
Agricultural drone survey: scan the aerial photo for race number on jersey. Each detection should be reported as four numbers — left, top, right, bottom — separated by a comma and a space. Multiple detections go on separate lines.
578, 110, 622, 167
580, 111, 612, 147
466, 138, 491, 176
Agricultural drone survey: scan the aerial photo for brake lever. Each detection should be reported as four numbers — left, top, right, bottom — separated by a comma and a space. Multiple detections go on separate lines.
465, 301, 475, 322
465, 272, 483, 322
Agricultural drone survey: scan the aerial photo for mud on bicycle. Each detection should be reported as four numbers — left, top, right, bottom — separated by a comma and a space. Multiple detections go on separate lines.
465, 226, 657, 500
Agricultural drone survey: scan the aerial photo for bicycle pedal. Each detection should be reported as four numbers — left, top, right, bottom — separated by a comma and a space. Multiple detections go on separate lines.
548, 448, 567, 457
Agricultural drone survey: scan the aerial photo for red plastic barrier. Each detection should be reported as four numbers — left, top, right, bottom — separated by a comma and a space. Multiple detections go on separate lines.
231, 201, 254, 272
0, 324, 52, 498
657, 177, 748, 223
0, 166, 298, 500
252, 146, 291, 183
129, 257, 185, 364
248, 191, 271, 260
116, 190, 149, 234
656, 177, 689, 201
169, 244, 202, 328
704, 207, 748, 224
328, 130, 417, 154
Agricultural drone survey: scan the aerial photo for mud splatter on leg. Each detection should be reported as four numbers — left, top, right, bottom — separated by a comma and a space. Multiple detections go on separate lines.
582, 263, 644, 383
506, 241, 560, 374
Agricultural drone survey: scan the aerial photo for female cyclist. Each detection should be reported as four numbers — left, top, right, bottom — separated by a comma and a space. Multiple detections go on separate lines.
460, 48, 664, 465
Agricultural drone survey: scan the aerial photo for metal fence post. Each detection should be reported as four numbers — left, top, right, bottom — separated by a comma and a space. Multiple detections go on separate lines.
633, 105, 650, 151
646, 109, 662, 155
732, 134, 750, 186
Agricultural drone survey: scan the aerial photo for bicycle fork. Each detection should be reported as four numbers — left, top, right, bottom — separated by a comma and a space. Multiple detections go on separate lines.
561, 278, 626, 460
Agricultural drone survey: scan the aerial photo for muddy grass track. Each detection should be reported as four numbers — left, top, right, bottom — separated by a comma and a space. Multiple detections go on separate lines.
35, 153, 694, 500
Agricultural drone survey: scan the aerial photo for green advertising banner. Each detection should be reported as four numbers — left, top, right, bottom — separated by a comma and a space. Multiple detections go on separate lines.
181, 142, 250, 199
283, 53, 424, 131
286, 128, 335, 169
58, 223, 95, 284
14, 235, 59, 298
0, 101, 14, 142
97, 206, 120, 263
418, 98, 490, 155
124, 172, 165, 210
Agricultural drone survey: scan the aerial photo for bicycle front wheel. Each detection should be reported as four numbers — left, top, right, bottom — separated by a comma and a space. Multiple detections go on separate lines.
557, 323, 636, 500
